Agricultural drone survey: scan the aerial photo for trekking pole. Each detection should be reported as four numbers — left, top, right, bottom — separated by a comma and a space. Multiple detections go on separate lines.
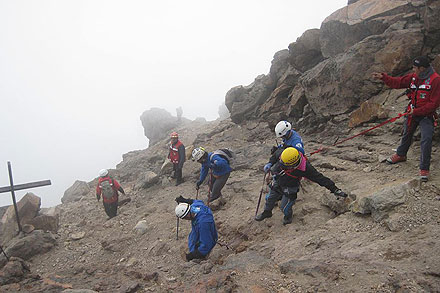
207, 170, 213, 206
0, 245, 9, 261
196, 188, 199, 200
176, 217, 179, 241
255, 173, 268, 217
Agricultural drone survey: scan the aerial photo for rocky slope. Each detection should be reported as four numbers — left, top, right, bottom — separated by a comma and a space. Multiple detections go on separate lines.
1, 0, 440, 292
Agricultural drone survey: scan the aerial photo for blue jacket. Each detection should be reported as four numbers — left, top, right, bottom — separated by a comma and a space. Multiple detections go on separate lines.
282, 130, 305, 155
188, 200, 218, 256
198, 152, 232, 184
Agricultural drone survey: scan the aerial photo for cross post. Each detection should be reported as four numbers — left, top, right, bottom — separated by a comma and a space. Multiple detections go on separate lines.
0, 162, 51, 234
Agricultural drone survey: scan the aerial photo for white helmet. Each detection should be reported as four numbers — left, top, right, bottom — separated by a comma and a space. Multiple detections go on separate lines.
275, 121, 292, 138
175, 203, 191, 219
98, 169, 109, 177
191, 147, 206, 161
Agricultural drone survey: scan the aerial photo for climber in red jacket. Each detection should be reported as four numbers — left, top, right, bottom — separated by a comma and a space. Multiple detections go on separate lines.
372, 56, 440, 182
96, 169, 126, 219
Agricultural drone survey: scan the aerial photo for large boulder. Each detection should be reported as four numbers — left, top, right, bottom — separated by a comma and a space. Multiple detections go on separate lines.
61, 180, 91, 204
288, 29, 324, 72
320, 0, 414, 58
300, 28, 424, 118
140, 108, 191, 146
0, 257, 31, 285
351, 179, 417, 221
0, 193, 41, 246
1, 230, 56, 264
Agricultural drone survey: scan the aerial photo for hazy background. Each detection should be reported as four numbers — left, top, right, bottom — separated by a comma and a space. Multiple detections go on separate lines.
0, 0, 347, 207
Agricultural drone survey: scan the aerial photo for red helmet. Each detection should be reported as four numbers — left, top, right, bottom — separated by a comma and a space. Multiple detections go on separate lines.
170, 132, 178, 138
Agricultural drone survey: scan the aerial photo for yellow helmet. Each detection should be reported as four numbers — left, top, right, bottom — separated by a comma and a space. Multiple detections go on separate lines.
280, 147, 301, 168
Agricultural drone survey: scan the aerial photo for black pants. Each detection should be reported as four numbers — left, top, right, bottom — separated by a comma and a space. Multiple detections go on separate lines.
173, 164, 183, 184
209, 172, 230, 202
103, 201, 118, 218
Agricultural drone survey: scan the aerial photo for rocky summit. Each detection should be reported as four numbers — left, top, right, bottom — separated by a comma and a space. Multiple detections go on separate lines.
1, 0, 440, 292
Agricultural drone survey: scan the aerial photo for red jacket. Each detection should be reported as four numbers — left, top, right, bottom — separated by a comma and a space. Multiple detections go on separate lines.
168, 140, 184, 164
96, 177, 122, 203
381, 71, 440, 116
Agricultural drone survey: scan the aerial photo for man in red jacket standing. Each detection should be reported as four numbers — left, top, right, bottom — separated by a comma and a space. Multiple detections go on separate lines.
372, 56, 440, 182
168, 132, 185, 186
96, 169, 126, 219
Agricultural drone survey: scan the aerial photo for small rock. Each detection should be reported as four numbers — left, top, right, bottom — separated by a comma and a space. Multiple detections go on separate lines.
70, 232, 85, 240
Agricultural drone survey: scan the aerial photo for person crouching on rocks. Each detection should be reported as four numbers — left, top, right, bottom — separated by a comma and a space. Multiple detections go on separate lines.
192, 147, 232, 203
96, 169, 126, 219
175, 196, 218, 261
255, 147, 348, 225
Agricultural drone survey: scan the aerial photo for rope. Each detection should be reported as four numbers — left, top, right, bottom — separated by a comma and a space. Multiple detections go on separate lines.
309, 112, 409, 156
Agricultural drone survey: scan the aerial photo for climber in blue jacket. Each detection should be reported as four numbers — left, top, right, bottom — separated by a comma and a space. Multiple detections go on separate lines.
192, 147, 232, 202
175, 196, 218, 261
264, 120, 305, 173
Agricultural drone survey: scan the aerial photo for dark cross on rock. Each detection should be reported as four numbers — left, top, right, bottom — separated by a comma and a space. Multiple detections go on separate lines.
0, 161, 51, 233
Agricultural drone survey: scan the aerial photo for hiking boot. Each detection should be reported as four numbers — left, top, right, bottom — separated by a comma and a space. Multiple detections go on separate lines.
420, 170, 429, 182
255, 211, 272, 221
283, 216, 293, 225
386, 154, 407, 164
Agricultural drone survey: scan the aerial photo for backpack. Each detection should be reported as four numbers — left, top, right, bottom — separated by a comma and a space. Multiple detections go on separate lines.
100, 179, 115, 200
210, 148, 235, 169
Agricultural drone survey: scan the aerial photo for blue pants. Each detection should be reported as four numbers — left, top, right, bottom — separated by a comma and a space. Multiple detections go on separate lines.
397, 116, 434, 171
264, 187, 297, 218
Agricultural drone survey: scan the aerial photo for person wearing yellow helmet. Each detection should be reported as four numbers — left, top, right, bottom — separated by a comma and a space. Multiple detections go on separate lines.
256, 147, 348, 225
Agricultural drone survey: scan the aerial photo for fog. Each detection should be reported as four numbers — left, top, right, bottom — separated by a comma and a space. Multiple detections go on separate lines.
0, 0, 347, 207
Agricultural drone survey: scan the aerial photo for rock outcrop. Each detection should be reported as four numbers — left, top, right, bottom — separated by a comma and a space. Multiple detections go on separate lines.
61, 180, 91, 204
226, 0, 440, 133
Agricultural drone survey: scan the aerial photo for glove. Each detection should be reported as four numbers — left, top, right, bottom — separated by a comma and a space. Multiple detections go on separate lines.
175, 196, 193, 205
96, 194, 100, 201
270, 146, 278, 155
333, 189, 348, 198
264, 163, 272, 173
196, 181, 201, 190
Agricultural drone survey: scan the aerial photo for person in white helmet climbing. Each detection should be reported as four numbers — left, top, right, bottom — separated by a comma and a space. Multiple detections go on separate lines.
175, 195, 218, 261
256, 147, 348, 225
96, 169, 126, 219
263, 121, 305, 174
192, 147, 232, 203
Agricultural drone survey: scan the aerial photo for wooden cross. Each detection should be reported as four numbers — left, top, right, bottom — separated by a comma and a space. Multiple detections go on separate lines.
0, 162, 51, 233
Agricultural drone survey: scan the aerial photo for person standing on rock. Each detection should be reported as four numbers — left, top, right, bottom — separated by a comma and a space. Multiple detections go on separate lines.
96, 169, 126, 219
168, 132, 185, 186
372, 56, 440, 182
175, 195, 218, 261
192, 147, 232, 203
256, 147, 348, 225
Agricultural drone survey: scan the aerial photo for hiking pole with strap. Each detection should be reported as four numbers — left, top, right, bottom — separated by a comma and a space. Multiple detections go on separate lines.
255, 173, 268, 217
0, 245, 9, 261
176, 217, 179, 241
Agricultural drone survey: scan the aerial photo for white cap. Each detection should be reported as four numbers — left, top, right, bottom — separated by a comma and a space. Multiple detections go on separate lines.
98, 169, 109, 177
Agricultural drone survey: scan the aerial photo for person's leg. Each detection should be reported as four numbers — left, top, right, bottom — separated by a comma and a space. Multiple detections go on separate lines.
419, 117, 434, 172
109, 201, 118, 218
256, 189, 282, 221
171, 164, 177, 179
280, 193, 297, 225
176, 167, 183, 185
209, 173, 230, 202
396, 117, 419, 156
103, 202, 112, 218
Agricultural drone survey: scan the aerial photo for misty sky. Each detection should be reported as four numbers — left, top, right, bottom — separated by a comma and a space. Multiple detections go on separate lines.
0, 0, 347, 207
